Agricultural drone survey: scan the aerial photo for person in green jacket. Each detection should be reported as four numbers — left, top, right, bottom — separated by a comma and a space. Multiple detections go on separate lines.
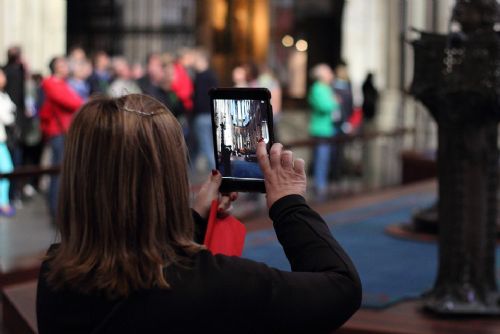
308, 63, 340, 198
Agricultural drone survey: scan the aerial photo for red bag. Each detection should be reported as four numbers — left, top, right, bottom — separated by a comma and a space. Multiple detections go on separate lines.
348, 107, 363, 130
203, 200, 246, 256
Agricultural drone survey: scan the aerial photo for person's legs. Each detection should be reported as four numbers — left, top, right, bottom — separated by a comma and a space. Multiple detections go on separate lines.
23, 141, 44, 194
313, 141, 331, 196
193, 114, 215, 170
0, 142, 14, 213
48, 135, 65, 218
8, 138, 22, 204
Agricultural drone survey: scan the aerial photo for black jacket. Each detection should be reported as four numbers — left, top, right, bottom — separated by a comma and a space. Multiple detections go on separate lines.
2, 62, 25, 111
36, 195, 361, 334
2, 62, 25, 146
193, 69, 218, 115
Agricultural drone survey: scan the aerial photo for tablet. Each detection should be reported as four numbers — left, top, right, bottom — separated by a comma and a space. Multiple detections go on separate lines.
209, 88, 274, 193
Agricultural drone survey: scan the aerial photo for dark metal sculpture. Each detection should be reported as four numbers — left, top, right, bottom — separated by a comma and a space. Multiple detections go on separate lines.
410, 0, 500, 314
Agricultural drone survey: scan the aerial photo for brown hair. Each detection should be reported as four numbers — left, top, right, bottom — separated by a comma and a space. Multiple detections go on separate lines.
46, 94, 202, 298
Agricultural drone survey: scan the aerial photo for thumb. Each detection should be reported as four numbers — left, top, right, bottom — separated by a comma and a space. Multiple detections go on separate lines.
210, 169, 222, 185
206, 169, 222, 195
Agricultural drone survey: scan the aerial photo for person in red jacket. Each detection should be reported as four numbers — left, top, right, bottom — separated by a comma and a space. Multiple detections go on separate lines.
171, 48, 195, 113
40, 56, 83, 219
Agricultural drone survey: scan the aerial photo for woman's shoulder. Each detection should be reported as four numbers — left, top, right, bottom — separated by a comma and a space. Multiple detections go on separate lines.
167, 250, 275, 309
191, 250, 274, 283
38, 244, 274, 308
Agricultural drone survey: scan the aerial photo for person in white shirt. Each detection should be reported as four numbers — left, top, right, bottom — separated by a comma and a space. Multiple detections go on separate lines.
0, 68, 16, 216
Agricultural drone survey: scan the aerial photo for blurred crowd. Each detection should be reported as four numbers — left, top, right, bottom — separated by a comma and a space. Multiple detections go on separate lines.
0, 45, 287, 218
0, 44, 379, 216
307, 62, 378, 199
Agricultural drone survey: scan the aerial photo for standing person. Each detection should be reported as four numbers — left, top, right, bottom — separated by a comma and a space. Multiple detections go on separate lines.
308, 64, 340, 199
88, 51, 112, 95
2, 46, 26, 147
137, 53, 166, 101
67, 46, 87, 74
2, 46, 27, 203
361, 72, 379, 189
67, 60, 92, 101
361, 73, 379, 122
0, 69, 16, 216
171, 49, 195, 152
136, 54, 183, 119
40, 56, 84, 219
21, 73, 44, 197
131, 62, 144, 81
108, 57, 142, 98
244, 62, 260, 87
171, 48, 195, 113
158, 59, 185, 122
192, 49, 218, 171
255, 65, 282, 139
232, 65, 248, 87
331, 61, 354, 180
333, 61, 354, 134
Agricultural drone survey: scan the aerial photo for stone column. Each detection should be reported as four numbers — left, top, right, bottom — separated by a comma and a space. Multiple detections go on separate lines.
0, 0, 66, 74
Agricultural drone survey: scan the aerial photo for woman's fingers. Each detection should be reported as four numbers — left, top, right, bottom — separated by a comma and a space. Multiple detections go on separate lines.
259, 142, 307, 208
256, 141, 271, 174
281, 150, 293, 169
269, 143, 283, 169
293, 158, 305, 175
192, 170, 222, 219
217, 193, 235, 218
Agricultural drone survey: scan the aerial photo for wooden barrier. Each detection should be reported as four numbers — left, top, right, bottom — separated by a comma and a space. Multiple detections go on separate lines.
0, 128, 414, 181
400, 150, 437, 184
283, 128, 414, 149
0, 165, 60, 180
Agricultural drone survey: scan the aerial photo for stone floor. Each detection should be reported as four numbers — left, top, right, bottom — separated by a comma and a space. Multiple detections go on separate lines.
0, 195, 55, 274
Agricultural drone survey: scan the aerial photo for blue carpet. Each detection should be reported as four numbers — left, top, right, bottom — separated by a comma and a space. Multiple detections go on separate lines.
242, 191, 500, 308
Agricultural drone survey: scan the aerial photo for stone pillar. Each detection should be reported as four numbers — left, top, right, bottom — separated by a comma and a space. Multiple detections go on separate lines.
427, 121, 499, 313
198, 0, 270, 85
0, 0, 66, 74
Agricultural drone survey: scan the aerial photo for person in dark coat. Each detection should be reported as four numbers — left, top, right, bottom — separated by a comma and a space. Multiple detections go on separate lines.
361, 73, 379, 121
87, 50, 112, 95
2, 46, 27, 202
137, 53, 185, 123
192, 49, 218, 171
2, 46, 26, 139
136, 53, 165, 101
331, 62, 354, 180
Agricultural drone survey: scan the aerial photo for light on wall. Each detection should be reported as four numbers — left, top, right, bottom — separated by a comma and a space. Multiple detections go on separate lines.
295, 39, 308, 52
281, 35, 294, 47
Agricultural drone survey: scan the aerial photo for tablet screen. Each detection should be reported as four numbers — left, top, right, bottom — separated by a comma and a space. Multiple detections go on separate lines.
212, 98, 271, 180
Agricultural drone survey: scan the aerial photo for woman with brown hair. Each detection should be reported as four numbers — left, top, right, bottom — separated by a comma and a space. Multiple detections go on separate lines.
36, 94, 361, 334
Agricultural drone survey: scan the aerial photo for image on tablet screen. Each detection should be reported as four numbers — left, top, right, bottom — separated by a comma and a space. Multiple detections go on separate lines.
213, 99, 270, 179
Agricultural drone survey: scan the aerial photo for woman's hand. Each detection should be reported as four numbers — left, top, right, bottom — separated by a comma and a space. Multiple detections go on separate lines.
192, 170, 238, 219
257, 141, 306, 208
